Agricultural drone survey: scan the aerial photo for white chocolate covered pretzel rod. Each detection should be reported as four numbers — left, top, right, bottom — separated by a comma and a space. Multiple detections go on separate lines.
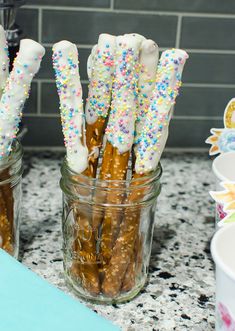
0, 38, 44, 254
52, 40, 88, 174
0, 39, 45, 159
102, 48, 188, 297
135, 48, 189, 174
100, 34, 143, 282
52, 40, 101, 295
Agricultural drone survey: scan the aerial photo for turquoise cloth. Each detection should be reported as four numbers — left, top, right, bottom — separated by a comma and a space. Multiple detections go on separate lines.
0, 249, 120, 331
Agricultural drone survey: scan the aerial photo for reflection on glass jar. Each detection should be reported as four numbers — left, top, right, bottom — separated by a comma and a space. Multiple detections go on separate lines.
0, 140, 23, 258
60, 158, 162, 304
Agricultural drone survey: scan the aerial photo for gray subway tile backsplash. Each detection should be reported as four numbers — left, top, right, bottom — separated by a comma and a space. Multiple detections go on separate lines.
183, 53, 235, 84
41, 83, 88, 114
16, 3, 235, 148
41, 83, 58, 114
17, 8, 39, 40
167, 119, 223, 148
28, 0, 110, 8
38, 47, 54, 79
175, 87, 235, 117
42, 10, 177, 47
181, 17, 235, 50
23, 117, 63, 146
114, 0, 235, 14
24, 83, 37, 114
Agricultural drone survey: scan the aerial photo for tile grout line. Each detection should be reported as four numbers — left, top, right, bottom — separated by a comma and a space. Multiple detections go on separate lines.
175, 15, 182, 48
165, 147, 208, 152
24, 113, 60, 118
23, 146, 65, 151
38, 7, 42, 43
110, 0, 114, 10
183, 82, 235, 88
22, 5, 235, 19
185, 48, 235, 54
173, 115, 222, 120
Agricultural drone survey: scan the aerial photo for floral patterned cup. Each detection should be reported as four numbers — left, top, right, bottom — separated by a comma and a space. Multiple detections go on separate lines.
211, 223, 235, 331
212, 152, 235, 224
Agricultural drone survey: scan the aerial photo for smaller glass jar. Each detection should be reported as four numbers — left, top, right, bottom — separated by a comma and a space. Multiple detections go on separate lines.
60, 158, 162, 304
0, 140, 23, 258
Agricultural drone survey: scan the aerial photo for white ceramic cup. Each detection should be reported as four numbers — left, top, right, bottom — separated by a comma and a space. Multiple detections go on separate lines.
211, 223, 235, 330
212, 152, 235, 223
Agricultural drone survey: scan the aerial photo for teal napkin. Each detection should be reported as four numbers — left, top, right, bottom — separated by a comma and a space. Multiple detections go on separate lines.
0, 249, 120, 331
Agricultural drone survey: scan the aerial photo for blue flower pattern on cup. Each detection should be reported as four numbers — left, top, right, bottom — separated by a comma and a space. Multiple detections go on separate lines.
218, 129, 235, 153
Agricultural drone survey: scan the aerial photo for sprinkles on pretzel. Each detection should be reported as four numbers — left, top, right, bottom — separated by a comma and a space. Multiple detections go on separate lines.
52, 40, 100, 294
85, 33, 116, 177
135, 49, 189, 175
52, 40, 88, 174
99, 34, 142, 273
0, 37, 45, 254
0, 39, 45, 160
135, 39, 159, 145
52, 33, 189, 299
101, 48, 188, 297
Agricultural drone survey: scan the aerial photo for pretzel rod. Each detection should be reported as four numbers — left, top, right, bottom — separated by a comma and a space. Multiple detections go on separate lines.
135, 49, 189, 174
99, 34, 142, 274
102, 49, 188, 297
85, 34, 116, 177
121, 234, 143, 293
0, 39, 44, 158
0, 39, 45, 253
0, 189, 12, 253
52, 41, 100, 294
0, 25, 9, 96
121, 39, 159, 289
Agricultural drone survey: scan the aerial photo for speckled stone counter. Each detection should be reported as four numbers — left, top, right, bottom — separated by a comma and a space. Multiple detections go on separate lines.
20, 151, 216, 331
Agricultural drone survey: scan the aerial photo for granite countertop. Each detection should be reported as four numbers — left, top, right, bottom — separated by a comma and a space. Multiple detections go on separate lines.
20, 151, 216, 331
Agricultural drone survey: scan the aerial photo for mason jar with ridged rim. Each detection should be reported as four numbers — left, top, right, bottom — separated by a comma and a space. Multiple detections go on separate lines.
0, 140, 23, 258
60, 158, 162, 304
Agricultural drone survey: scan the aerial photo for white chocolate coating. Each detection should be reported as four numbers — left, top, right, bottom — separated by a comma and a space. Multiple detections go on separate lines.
52, 40, 88, 174
85, 34, 116, 125
135, 39, 159, 144
0, 39, 45, 159
87, 44, 97, 80
105, 34, 142, 153
135, 49, 188, 174
0, 25, 9, 96
124, 33, 146, 44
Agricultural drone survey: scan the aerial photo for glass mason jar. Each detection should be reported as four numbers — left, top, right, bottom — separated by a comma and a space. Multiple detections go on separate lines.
60, 158, 162, 304
0, 140, 23, 258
